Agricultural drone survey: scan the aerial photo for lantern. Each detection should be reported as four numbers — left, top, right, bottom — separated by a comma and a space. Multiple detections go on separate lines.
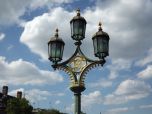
92, 22, 110, 59
48, 29, 65, 63
70, 9, 87, 42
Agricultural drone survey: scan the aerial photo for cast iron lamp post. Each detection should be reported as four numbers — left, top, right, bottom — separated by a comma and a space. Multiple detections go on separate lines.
48, 9, 110, 114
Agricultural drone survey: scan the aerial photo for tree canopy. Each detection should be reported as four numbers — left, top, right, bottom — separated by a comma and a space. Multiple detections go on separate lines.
6, 98, 33, 114
37, 109, 64, 114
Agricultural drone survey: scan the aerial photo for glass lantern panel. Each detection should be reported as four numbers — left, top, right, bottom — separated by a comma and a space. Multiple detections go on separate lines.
73, 21, 79, 35
93, 38, 98, 54
70, 22, 73, 37
61, 44, 64, 57
48, 43, 50, 57
78, 21, 83, 36
97, 37, 104, 52
51, 43, 56, 58
56, 43, 61, 58
83, 22, 86, 37
103, 37, 109, 53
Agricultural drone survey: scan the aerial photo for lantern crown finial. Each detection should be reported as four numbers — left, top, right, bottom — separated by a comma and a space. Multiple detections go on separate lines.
98, 22, 102, 31
55, 28, 59, 37
76, 8, 80, 16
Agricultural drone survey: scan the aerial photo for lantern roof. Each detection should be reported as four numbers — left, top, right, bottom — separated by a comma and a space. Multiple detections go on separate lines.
48, 29, 65, 44
92, 22, 109, 39
70, 8, 87, 24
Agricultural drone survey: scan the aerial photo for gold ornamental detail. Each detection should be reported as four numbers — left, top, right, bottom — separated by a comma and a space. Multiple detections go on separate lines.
68, 55, 87, 73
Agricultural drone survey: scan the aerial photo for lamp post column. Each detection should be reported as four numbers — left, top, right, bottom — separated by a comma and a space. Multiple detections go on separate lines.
74, 92, 81, 114
71, 85, 85, 114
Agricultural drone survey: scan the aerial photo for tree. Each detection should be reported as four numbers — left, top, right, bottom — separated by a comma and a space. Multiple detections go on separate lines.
37, 109, 64, 114
6, 98, 33, 114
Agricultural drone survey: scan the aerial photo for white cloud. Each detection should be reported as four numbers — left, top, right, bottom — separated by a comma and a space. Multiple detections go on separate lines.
107, 58, 132, 79
7, 45, 14, 51
55, 100, 61, 105
137, 65, 152, 79
0, 0, 75, 25
66, 91, 103, 113
105, 107, 129, 114
31, 0, 74, 9
139, 104, 152, 109
20, 0, 152, 64
104, 79, 152, 105
25, 89, 51, 103
82, 91, 103, 109
136, 48, 152, 66
9, 88, 25, 97
8, 88, 65, 104
104, 94, 128, 105
115, 79, 151, 95
20, 7, 74, 60
89, 78, 112, 88
0, 0, 31, 25
0, 33, 5, 41
65, 104, 74, 114
0, 56, 63, 86
95, 0, 152, 60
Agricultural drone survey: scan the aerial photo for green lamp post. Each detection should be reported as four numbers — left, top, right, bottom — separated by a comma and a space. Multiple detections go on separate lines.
48, 9, 110, 114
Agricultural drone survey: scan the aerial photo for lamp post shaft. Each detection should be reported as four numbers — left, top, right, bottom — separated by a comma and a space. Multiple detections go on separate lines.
74, 92, 81, 114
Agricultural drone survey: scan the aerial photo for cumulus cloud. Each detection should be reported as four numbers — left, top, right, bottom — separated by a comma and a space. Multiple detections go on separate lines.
104, 79, 152, 105
0, 0, 31, 25
20, 7, 103, 61
20, 0, 152, 67
31, 0, 74, 9
139, 104, 152, 109
82, 91, 103, 109
9, 88, 25, 97
25, 89, 51, 103
136, 48, 152, 66
0, 0, 75, 25
105, 107, 129, 114
101, 0, 152, 60
89, 78, 112, 88
55, 100, 61, 105
66, 91, 103, 113
137, 65, 152, 79
0, 56, 63, 86
115, 79, 151, 95
20, 7, 74, 60
107, 58, 132, 79
8, 88, 65, 105
0, 33, 5, 41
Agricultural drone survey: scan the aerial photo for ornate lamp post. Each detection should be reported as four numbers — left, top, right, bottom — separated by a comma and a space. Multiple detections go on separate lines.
48, 9, 110, 114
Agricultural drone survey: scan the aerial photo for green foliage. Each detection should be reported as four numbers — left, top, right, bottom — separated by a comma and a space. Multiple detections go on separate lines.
6, 98, 33, 114
37, 109, 63, 114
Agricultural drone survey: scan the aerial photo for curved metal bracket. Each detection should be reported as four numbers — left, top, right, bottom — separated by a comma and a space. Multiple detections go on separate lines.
79, 59, 105, 85
52, 44, 106, 88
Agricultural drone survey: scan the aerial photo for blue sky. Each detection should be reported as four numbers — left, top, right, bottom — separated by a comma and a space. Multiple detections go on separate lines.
0, 0, 152, 114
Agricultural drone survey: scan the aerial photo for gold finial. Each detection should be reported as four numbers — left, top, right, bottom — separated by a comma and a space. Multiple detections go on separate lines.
76, 8, 80, 16
55, 28, 59, 37
98, 22, 102, 31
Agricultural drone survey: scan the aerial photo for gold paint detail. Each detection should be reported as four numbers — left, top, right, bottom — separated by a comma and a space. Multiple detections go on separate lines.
68, 55, 87, 74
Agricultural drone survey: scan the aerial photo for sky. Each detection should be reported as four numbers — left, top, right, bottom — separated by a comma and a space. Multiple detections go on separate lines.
0, 0, 152, 114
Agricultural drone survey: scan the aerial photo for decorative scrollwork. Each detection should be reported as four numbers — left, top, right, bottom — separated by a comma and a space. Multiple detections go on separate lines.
52, 45, 105, 89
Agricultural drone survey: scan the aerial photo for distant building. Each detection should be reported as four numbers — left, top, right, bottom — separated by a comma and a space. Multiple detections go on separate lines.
0, 86, 22, 114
